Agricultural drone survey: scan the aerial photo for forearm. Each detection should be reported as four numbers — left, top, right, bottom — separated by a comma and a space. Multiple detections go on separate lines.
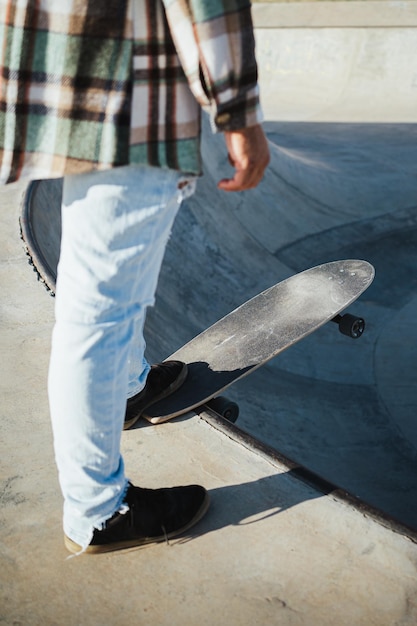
162, 0, 263, 132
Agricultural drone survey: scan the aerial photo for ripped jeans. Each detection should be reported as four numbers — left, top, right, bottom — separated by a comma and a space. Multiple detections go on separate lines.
48, 165, 196, 548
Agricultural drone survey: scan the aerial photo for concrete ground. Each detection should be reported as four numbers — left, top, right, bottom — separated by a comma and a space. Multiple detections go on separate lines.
2, 2, 417, 625
1, 183, 417, 624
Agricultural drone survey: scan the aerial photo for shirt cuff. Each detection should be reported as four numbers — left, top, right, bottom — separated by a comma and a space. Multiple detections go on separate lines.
210, 86, 264, 133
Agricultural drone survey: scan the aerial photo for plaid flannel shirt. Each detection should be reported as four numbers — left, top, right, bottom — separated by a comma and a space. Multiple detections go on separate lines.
0, 0, 262, 184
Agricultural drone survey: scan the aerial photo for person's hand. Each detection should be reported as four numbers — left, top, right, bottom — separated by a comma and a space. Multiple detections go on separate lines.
217, 124, 270, 192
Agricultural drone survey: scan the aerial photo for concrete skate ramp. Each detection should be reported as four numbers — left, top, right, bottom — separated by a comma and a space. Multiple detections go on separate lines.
149, 2, 417, 532
22, 3, 417, 532
146, 119, 417, 533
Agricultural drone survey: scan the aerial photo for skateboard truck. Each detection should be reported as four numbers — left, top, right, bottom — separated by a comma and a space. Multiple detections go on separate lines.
205, 396, 239, 423
332, 313, 365, 339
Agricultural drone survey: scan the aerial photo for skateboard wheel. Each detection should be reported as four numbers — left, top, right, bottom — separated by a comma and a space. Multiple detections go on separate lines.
337, 313, 365, 339
206, 396, 239, 423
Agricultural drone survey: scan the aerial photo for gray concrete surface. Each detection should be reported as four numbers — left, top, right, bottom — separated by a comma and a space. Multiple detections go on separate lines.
252, 1, 417, 123
1, 185, 417, 623
2, 3, 417, 624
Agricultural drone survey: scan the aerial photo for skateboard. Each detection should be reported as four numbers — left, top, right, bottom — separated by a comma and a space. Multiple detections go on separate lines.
144, 260, 374, 424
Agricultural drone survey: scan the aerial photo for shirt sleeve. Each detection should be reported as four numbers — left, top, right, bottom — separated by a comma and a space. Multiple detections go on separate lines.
162, 0, 263, 132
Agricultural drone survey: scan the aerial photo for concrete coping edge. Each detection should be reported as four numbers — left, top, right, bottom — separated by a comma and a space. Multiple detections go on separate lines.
199, 406, 417, 544
252, 1, 417, 28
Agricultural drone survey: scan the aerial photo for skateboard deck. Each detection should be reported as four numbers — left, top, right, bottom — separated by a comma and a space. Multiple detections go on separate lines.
144, 260, 374, 423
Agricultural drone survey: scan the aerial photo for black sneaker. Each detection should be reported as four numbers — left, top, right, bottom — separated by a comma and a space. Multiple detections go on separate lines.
124, 361, 188, 430
64, 483, 210, 554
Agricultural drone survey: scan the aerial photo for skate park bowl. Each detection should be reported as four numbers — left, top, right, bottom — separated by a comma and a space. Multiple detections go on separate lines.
20, 2, 417, 534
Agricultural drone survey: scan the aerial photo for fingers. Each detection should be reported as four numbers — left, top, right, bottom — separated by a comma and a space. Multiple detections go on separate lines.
217, 162, 264, 192
217, 125, 270, 193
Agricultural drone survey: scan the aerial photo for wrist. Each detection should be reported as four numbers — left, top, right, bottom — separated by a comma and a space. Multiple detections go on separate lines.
210, 91, 263, 133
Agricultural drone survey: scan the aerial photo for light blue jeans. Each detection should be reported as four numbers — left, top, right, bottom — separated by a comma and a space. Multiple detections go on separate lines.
48, 165, 195, 548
